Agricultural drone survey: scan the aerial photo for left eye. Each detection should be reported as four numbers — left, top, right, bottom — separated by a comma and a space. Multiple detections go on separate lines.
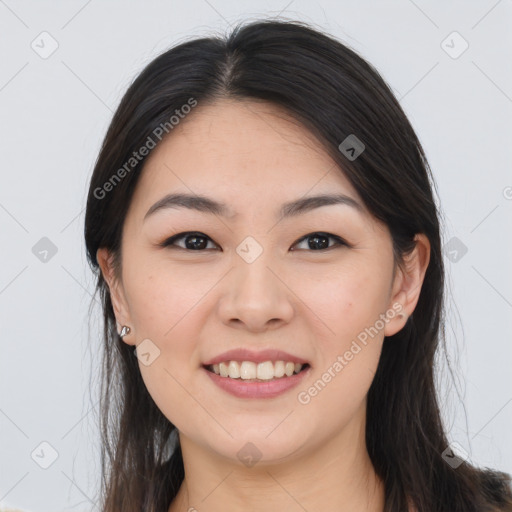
291, 232, 347, 251
160, 231, 347, 251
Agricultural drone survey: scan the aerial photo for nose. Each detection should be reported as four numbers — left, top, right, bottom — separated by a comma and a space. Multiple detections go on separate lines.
217, 253, 295, 333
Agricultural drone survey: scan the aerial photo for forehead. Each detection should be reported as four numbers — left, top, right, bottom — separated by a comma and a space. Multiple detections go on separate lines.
131, 99, 363, 215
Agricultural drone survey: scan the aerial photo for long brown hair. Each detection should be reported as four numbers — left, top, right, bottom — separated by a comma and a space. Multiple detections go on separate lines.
84, 19, 512, 512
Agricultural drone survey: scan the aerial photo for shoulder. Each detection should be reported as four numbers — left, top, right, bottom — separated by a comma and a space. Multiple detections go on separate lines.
405, 469, 512, 512
477, 468, 512, 511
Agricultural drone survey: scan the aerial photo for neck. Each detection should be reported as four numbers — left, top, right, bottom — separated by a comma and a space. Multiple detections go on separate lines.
168, 409, 385, 512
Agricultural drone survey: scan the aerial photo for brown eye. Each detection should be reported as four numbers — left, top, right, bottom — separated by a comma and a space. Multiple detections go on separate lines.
160, 231, 348, 252
291, 232, 347, 251
161, 232, 218, 251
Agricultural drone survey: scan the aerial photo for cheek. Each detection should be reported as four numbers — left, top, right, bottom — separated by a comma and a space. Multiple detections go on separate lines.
295, 269, 387, 431
125, 265, 209, 429
294, 263, 390, 341
292, 261, 390, 413
123, 260, 212, 340
121, 261, 211, 411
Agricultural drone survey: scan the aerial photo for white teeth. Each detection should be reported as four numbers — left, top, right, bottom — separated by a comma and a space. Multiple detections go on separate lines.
228, 361, 240, 379
257, 361, 274, 380
219, 362, 229, 377
274, 360, 285, 378
209, 360, 305, 380
240, 361, 257, 379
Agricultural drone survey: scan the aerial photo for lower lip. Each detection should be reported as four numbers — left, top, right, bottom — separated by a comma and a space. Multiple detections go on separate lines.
203, 366, 311, 399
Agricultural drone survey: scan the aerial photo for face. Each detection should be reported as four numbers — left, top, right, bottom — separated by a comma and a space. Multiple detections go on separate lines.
98, 99, 427, 466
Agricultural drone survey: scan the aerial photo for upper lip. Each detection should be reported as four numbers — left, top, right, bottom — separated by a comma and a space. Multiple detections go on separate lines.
203, 348, 309, 366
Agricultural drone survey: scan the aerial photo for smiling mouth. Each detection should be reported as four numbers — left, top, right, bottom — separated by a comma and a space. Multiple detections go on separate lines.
203, 361, 311, 381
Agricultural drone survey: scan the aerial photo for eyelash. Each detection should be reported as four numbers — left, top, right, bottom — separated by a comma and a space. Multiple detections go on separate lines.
159, 231, 349, 252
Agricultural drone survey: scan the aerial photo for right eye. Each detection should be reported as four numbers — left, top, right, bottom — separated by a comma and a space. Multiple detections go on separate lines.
160, 231, 219, 251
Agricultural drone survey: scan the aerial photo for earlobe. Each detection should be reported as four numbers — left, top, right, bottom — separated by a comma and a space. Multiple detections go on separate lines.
384, 234, 431, 337
384, 289, 408, 337
96, 247, 135, 344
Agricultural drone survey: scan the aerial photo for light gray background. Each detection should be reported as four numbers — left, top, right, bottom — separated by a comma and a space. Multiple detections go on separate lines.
1, 1, 511, 511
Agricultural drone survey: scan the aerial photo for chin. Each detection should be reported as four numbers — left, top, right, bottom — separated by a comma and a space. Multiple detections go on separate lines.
209, 427, 310, 467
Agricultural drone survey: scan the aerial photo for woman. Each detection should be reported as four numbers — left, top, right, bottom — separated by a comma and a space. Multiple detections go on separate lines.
84, 19, 512, 512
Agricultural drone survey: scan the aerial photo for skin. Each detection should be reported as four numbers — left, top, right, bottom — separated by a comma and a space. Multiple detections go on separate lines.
97, 99, 430, 512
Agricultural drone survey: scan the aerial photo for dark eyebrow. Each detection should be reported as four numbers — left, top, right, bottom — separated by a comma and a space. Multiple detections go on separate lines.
144, 192, 363, 222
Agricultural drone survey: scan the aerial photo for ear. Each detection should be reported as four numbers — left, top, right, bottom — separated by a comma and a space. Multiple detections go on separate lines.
96, 247, 136, 345
384, 233, 431, 337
